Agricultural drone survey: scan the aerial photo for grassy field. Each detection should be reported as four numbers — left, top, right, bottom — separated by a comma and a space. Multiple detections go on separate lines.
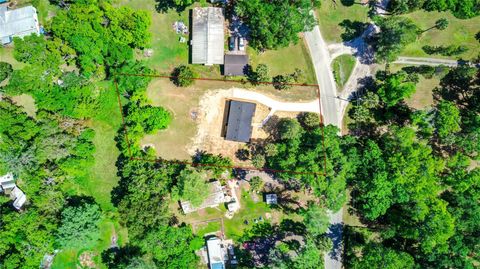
11, 94, 37, 117
87, 82, 123, 211
332, 54, 356, 89
401, 11, 480, 60
0, 47, 25, 69
142, 78, 203, 160
248, 40, 317, 84
316, 2, 369, 43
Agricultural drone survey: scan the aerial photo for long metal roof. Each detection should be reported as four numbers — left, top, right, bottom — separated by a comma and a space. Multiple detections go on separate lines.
191, 7, 224, 65
0, 6, 40, 44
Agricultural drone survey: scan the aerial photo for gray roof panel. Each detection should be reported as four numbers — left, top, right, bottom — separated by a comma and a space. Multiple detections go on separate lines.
225, 100, 256, 142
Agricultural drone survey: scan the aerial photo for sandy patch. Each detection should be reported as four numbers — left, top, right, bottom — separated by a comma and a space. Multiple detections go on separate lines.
188, 88, 311, 164
187, 88, 269, 164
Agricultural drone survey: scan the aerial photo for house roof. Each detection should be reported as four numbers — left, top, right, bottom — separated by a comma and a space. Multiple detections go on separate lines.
224, 54, 249, 76
225, 100, 256, 142
0, 173, 16, 191
207, 237, 226, 269
11, 186, 26, 210
0, 6, 40, 44
265, 193, 278, 205
191, 7, 224, 65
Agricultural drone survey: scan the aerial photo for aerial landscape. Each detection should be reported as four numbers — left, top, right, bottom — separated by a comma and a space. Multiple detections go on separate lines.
0, 0, 478, 268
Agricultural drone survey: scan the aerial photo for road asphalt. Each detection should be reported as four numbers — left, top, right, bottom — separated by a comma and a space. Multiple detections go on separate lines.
304, 25, 341, 128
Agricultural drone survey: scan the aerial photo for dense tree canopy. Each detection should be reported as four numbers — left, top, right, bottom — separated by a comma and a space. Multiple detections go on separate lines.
56, 202, 101, 249
377, 70, 417, 107
389, 0, 480, 19
51, 0, 150, 77
235, 0, 317, 50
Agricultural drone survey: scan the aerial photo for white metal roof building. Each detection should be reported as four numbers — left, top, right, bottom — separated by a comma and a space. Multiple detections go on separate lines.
0, 6, 40, 45
191, 7, 224, 65
11, 186, 26, 210
0, 172, 16, 191
206, 237, 227, 269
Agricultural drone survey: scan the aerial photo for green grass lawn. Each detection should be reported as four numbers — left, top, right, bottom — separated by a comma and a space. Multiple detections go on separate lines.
176, 187, 285, 241
223, 190, 274, 240
0, 47, 25, 69
332, 54, 356, 89
87, 82, 123, 212
316, 2, 369, 43
248, 40, 317, 84
401, 10, 480, 60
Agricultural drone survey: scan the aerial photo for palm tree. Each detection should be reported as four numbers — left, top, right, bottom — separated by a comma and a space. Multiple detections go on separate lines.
435, 18, 449, 30
420, 18, 449, 34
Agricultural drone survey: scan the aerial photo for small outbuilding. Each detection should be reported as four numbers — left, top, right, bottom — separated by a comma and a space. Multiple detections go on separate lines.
191, 7, 224, 65
0, 6, 40, 45
0, 173, 27, 210
0, 172, 16, 191
223, 54, 249, 76
224, 100, 256, 143
265, 193, 278, 205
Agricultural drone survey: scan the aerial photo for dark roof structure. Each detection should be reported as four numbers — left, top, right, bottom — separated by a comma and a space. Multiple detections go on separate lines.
224, 54, 249, 76
225, 100, 256, 142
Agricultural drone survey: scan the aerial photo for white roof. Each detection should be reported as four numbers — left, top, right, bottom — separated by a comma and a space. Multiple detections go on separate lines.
191, 7, 224, 65
266, 193, 278, 204
207, 237, 225, 268
0, 172, 16, 190
0, 6, 40, 44
11, 186, 26, 210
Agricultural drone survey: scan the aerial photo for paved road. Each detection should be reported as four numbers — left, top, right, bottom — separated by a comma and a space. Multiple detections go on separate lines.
304, 25, 340, 127
304, 14, 344, 269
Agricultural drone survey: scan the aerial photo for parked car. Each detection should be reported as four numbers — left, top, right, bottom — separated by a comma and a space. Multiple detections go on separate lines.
229, 36, 236, 51
238, 38, 245, 51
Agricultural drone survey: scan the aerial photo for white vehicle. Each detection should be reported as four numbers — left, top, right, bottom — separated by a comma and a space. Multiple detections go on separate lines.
238, 38, 245, 51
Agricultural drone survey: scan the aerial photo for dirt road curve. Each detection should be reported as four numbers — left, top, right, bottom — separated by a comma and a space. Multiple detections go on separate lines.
232, 88, 320, 113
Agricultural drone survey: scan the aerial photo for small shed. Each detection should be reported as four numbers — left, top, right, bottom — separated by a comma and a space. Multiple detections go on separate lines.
0, 172, 15, 191
265, 193, 278, 205
191, 7, 224, 65
224, 100, 256, 142
11, 186, 26, 210
224, 54, 249, 76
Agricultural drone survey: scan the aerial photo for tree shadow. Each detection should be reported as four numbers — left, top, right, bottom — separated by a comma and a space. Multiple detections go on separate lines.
339, 20, 369, 42
65, 195, 96, 208
101, 245, 142, 269
154, 0, 188, 13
